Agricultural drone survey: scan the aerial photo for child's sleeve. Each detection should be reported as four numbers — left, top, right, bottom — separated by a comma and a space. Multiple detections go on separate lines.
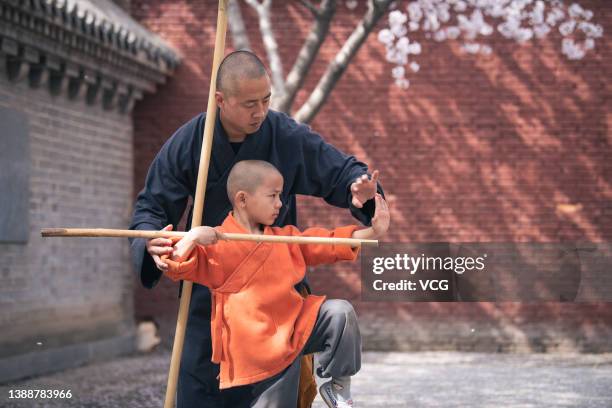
161, 244, 211, 286
285, 225, 361, 266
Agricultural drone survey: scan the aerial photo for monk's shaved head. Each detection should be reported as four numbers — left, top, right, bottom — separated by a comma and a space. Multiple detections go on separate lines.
216, 50, 268, 96
227, 160, 282, 205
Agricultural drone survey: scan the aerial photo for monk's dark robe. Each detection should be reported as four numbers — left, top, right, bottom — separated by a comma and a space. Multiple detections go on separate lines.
129, 109, 383, 407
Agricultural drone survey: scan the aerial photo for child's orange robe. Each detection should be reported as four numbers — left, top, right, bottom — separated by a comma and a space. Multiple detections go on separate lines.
163, 213, 360, 389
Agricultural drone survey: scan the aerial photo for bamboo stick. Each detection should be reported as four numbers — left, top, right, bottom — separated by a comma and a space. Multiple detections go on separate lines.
41, 228, 187, 239
40, 228, 378, 247
165, 2, 227, 407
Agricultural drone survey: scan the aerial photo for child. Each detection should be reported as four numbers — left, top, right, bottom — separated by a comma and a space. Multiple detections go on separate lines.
162, 160, 389, 407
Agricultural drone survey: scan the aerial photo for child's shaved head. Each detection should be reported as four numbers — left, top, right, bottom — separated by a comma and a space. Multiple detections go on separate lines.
227, 160, 282, 205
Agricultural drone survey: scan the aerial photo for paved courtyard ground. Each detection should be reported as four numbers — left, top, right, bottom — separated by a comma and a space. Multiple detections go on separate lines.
2, 350, 612, 407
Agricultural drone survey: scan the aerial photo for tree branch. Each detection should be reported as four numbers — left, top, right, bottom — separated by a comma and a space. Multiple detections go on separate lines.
228, 0, 252, 51
272, 0, 337, 113
299, 0, 320, 18
294, 0, 393, 124
245, 0, 286, 100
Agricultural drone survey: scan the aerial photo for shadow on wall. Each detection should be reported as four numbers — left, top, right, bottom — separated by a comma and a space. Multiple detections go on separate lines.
129, 0, 612, 351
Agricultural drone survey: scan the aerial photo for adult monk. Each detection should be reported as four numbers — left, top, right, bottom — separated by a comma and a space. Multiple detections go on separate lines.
129, 50, 385, 407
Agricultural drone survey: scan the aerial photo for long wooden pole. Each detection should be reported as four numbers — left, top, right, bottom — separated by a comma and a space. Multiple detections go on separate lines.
164, 2, 229, 406
40, 228, 378, 247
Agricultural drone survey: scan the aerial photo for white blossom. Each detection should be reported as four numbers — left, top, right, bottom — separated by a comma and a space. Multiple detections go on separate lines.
579, 22, 603, 38
568, 3, 584, 19
454, 0, 467, 12
376, 0, 602, 89
423, 14, 441, 31
463, 42, 481, 54
516, 28, 534, 43
562, 38, 585, 60
345, 0, 358, 10
408, 42, 422, 55
378, 29, 395, 46
392, 65, 406, 79
438, 6, 451, 23
395, 78, 410, 89
487, 3, 507, 19
446, 26, 461, 39
498, 21, 518, 39
396, 36, 411, 53
391, 23, 408, 37
533, 24, 550, 39
480, 44, 492, 55
386, 48, 408, 65
529, 1, 545, 25
407, 2, 423, 22
546, 7, 565, 26
434, 30, 447, 41
389, 10, 408, 26
559, 20, 576, 36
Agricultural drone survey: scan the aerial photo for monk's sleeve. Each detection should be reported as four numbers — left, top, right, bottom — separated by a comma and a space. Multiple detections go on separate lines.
162, 245, 211, 286
285, 123, 384, 226
288, 225, 361, 266
128, 115, 202, 289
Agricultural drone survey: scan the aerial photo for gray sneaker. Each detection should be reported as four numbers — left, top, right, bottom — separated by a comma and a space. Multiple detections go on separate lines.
319, 377, 353, 408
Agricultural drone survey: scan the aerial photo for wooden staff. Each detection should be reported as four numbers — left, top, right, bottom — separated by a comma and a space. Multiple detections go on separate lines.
163, 1, 229, 406
40, 228, 378, 247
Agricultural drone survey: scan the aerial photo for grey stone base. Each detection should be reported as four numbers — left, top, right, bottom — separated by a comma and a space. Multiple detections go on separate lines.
0, 333, 136, 384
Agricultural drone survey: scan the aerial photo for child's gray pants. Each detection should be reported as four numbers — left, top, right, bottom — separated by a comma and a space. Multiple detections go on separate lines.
249, 299, 361, 407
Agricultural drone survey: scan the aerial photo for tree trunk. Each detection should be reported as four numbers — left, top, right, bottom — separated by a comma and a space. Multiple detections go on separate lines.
245, 0, 286, 100
272, 0, 337, 113
228, 0, 251, 51
294, 0, 393, 124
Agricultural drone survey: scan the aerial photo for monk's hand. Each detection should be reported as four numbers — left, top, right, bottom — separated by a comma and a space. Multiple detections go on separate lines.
350, 170, 379, 208
146, 224, 174, 272
371, 193, 390, 237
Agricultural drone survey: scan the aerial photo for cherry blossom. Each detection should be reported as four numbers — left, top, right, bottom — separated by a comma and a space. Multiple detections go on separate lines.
367, 0, 603, 88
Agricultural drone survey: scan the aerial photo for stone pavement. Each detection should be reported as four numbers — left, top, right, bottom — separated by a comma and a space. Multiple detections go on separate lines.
1, 350, 611, 407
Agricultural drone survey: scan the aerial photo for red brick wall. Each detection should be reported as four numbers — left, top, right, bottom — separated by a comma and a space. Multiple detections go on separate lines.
130, 1, 612, 351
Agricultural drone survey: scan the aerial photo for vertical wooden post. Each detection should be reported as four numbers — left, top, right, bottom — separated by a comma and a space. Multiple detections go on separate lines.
163, 1, 230, 407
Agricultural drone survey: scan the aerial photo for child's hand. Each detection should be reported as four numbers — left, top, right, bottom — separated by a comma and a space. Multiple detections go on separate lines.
187, 226, 224, 246
170, 226, 224, 262
371, 194, 390, 237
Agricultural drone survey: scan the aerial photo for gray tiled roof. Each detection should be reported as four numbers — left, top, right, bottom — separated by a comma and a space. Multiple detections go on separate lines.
29, 0, 180, 69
